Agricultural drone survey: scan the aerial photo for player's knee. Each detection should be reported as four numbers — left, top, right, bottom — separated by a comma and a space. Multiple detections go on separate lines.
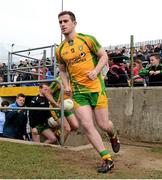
71, 123, 79, 131
49, 136, 57, 143
64, 126, 71, 134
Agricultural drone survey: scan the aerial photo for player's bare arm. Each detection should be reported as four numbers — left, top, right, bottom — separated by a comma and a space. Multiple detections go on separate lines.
44, 89, 60, 108
59, 63, 72, 96
87, 48, 108, 80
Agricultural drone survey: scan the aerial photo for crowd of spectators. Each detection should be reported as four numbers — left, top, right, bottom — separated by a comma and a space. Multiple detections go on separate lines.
0, 58, 57, 87
1, 42, 162, 88
104, 42, 162, 87
0, 41, 162, 144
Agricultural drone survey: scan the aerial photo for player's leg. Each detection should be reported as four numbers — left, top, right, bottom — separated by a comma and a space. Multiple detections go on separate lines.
73, 92, 114, 173
65, 111, 79, 130
75, 105, 107, 152
31, 128, 40, 143
75, 105, 113, 173
42, 128, 57, 144
94, 91, 120, 153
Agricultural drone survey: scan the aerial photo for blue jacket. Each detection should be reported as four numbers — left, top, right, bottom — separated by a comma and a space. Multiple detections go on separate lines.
0, 111, 6, 134
3, 102, 27, 140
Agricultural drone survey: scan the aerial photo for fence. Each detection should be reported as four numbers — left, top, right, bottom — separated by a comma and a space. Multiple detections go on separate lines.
106, 38, 162, 50
0, 78, 65, 145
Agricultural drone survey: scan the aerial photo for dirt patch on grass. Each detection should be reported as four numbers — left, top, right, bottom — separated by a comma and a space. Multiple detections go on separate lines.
63, 138, 162, 178
0, 137, 162, 178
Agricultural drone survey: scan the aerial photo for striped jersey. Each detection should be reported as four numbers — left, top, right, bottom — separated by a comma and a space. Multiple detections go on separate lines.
50, 76, 69, 102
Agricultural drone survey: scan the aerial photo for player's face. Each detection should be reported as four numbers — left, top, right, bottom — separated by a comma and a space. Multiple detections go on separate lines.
40, 85, 49, 96
16, 97, 25, 107
59, 14, 76, 35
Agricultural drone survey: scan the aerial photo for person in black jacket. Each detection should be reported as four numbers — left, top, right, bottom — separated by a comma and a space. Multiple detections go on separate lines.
106, 53, 129, 87
3, 93, 28, 140
29, 83, 58, 144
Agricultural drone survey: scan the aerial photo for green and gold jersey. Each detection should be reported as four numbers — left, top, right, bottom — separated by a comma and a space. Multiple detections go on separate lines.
50, 76, 69, 102
56, 33, 106, 94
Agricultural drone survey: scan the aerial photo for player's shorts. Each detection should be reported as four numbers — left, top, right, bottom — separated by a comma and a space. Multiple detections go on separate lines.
36, 124, 51, 134
73, 91, 108, 109
50, 108, 74, 121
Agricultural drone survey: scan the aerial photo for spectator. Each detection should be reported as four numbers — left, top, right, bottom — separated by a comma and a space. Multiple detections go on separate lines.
0, 75, 5, 87
3, 93, 28, 140
0, 63, 7, 82
139, 54, 162, 86
106, 53, 129, 87
29, 83, 58, 144
133, 59, 145, 87
0, 100, 9, 137
154, 43, 162, 53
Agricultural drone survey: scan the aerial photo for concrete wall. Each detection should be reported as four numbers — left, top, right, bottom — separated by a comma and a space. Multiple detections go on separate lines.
107, 87, 162, 143
65, 87, 162, 146
1, 87, 162, 145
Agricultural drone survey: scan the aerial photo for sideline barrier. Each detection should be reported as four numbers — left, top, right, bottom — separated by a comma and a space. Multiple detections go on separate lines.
0, 86, 39, 97
0, 79, 65, 145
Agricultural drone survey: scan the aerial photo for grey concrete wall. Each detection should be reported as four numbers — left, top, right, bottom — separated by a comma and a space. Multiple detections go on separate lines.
2, 87, 162, 145
107, 87, 162, 143
65, 87, 162, 146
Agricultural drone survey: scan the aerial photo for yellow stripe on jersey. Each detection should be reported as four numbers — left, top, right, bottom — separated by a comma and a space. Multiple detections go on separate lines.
56, 33, 105, 94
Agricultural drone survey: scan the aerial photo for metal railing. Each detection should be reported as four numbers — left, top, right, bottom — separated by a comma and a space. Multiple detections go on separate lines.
0, 78, 65, 145
7, 44, 58, 82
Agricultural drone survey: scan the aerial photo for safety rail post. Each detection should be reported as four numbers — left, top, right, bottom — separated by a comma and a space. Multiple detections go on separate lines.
7, 52, 11, 82
0, 78, 65, 146
53, 44, 58, 79
130, 35, 134, 87
42, 50, 47, 79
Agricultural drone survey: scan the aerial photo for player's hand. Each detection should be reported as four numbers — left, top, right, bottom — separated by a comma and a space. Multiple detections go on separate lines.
87, 69, 98, 80
64, 86, 72, 97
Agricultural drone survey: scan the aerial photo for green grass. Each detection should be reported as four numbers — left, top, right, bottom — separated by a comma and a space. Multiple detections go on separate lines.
150, 147, 162, 153
0, 140, 162, 179
0, 141, 64, 179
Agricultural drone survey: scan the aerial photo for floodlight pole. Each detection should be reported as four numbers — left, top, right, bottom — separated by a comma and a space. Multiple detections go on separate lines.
61, 0, 64, 42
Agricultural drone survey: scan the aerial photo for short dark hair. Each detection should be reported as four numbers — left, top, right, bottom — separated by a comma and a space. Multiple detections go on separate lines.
1, 100, 9, 107
16, 93, 26, 99
58, 11, 76, 22
39, 83, 49, 89
149, 53, 160, 60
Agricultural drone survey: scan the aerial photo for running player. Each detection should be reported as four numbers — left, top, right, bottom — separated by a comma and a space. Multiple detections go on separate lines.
56, 11, 120, 173
49, 76, 79, 142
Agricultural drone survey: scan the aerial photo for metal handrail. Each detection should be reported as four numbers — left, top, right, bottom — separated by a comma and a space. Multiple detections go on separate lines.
0, 78, 65, 145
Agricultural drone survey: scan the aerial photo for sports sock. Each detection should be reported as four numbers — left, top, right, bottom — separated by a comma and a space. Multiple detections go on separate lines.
100, 149, 112, 161
107, 130, 116, 139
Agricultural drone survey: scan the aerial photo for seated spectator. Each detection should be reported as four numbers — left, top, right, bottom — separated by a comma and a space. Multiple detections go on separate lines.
39, 67, 48, 80
133, 59, 145, 87
46, 69, 54, 80
0, 75, 6, 87
3, 93, 28, 140
139, 54, 162, 86
0, 63, 7, 82
154, 43, 162, 53
105, 53, 129, 87
0, 101, 9, 137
